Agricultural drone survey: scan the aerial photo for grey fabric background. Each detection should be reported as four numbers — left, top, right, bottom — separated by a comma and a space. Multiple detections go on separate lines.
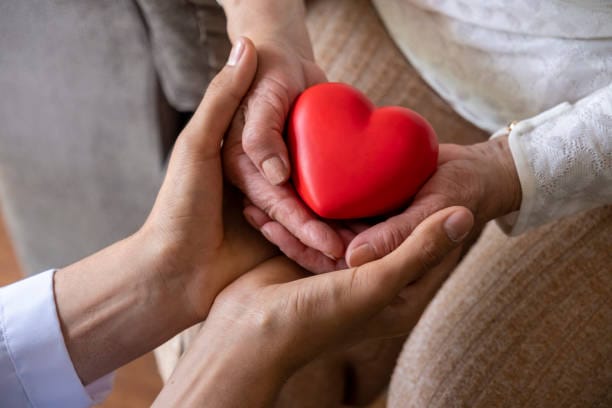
0, 1, 227, 274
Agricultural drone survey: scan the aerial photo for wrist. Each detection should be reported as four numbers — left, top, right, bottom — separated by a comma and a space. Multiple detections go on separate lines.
223, 0, 313, 60
154, 321, 289, 407
138, 215, 279, 324
223, 0, 305, 33
481, 135, 522, 219
55, 233, 196, 384
133, 226, 215, 324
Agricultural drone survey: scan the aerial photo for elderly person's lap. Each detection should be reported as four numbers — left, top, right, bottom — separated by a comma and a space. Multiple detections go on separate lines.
389, 205, 611, 407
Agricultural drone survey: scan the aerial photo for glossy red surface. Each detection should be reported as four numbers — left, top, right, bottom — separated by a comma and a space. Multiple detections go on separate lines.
288, 83, 438, 219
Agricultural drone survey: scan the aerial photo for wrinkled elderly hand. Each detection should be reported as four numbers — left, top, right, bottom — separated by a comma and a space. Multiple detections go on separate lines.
245, 136, 521, 271
345, 136, 521, 266
220, 2, 520, 274
221, 1, 350, 270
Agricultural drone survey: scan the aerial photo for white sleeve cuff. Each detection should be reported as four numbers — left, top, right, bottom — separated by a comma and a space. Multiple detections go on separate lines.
491, 83, 612, 235
0, 270, 114, 407
491, 102, 572, 235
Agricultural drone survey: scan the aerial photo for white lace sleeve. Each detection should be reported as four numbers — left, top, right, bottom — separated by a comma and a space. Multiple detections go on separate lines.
494, 83, 612, 235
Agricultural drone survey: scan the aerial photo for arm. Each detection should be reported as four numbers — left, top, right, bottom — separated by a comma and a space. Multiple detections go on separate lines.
54, 234, 198, 385
221, 0, 312, 56
1, 38, 274, 406
1, 270, 111, 407
55, 37, 273, 385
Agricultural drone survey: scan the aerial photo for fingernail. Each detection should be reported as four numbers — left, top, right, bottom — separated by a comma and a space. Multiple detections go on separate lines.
443, 210, 473, 242
323, 252, 337, 261
348, 243, 376, 267
227, 37, 245, 67
243, 212, 258, 228
261, 227, 273, 242
261, 156, 288, 185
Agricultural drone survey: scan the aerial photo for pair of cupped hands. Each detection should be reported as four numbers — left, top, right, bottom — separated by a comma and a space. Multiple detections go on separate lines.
56, 36, 520, 406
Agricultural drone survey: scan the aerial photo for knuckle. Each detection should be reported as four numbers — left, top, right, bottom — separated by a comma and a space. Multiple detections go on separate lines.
380, 222, 411, 255
262, 195, 296, 224
225, 87, 247, 108
254, 76, 292, 115
242, 77, 291, 151
333, 266, 373, 310
417, 236, 445, 273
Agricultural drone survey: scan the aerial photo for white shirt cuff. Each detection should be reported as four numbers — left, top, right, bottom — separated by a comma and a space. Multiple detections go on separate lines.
0, 270, 114, 407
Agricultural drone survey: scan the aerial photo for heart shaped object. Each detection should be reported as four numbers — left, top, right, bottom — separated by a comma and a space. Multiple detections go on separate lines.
288, 83, 438, 219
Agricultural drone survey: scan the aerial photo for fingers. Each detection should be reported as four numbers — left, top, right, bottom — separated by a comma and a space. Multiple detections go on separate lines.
377, 206, 473, 287
243, 205, 348, 273
179, 37, 258, 159
221, 55, 338, 274
257, 189, 345, 260
331, 207, 474, 316
222, 208, 470, 368
224, 132, 346, 259
304, 206, 472, 337
264, 221, 348, 272
345, 197, 447, 267
242, 76, 292, 185
359, 249, 461, 339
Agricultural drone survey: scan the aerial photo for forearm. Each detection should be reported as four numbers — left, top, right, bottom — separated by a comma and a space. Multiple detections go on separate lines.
54, 231, 197, 385
221, 0, 305, 33
479, 135, 522, 220
221, 0, 313, 58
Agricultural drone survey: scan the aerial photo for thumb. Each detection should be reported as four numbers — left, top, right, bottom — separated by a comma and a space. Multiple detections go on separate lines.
152, 37, 257, 224
321, 207, 474, 320
346, 199, 445, 267
179, 36, 258, 160
375, 206, 473, 289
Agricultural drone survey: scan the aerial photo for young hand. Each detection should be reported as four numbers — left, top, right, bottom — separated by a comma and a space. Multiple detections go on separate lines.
153, 206, 474, 407
54, 37, 277, 384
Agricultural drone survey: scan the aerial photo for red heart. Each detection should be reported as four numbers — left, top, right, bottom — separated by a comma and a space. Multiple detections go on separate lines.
288, 83, 438, 219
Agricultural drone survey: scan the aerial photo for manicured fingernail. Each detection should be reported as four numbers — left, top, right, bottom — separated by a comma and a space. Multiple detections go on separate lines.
443, 210, 473, 242
348, 243, 376, 267
261, 156, 288, 185
227, 37, 245, 66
